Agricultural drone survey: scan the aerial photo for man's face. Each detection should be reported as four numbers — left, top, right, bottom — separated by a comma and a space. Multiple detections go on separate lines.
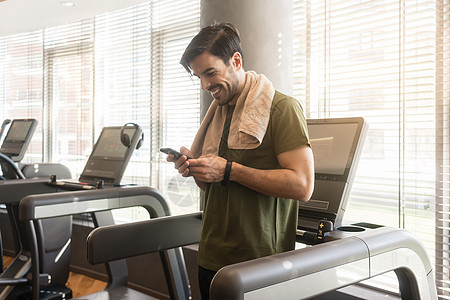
189, 52, 240, 106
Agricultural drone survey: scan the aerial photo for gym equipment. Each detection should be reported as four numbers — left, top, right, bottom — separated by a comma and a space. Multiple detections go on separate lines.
0, 179, 68, 299
0, 118, 72, 298
79, 117, 436, 299
18, 186, 192, 300
82, 215, 438, 299
6, 117, 438, 299
209, 225, 437, 300
0, 119, 37, 164
0, 124, 143, 299
53, 124, 143, 188
0, 119, 38, 180
297, 117, 368, 242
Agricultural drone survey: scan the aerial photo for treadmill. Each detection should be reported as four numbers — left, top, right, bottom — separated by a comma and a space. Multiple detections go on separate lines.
75, 117, 438, 299
0, 119, 38, 180
297, 117, 368, 243
208, 117, 437, 299
0, 123, 143, 299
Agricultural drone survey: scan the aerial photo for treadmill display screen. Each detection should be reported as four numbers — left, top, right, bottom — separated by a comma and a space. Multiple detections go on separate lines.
4, 120, 32, 143
308, 123, 359, 176
0, 119, 38, 161
91, 128, 130, 159
79, 125, 142, 185
298, 117, 367, 230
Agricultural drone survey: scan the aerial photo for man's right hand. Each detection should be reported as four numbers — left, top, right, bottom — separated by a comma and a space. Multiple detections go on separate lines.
168, 146, 192, 176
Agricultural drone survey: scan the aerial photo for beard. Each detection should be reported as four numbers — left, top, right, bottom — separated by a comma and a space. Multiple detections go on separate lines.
214, 66, 240, 106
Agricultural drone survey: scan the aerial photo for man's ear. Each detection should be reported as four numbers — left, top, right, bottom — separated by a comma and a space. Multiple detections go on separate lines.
230, 52, 243, 70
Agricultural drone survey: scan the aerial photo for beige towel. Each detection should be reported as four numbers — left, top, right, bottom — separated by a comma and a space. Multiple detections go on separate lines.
191, 71, 275, 158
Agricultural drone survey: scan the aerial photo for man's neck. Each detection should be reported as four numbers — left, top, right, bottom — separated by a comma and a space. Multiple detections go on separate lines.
228, 69, 246, 106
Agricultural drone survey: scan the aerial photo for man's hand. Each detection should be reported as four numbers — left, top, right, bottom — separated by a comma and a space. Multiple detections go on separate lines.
165, 146, 211, 191
184, 155, 227, 183
165, 145, 314, 202
166, 146, 192, 177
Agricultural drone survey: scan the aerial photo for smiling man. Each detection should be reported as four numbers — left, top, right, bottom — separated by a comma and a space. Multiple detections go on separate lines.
169, 22, 314, 300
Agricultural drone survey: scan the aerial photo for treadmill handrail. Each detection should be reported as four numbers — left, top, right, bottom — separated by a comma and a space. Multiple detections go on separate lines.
0, 153, 25, 179
87, 212, 202, 264
210, 226, 438, 300
17, 185, 191, 300
210, 236, 370, 300
19, 185, 170, 221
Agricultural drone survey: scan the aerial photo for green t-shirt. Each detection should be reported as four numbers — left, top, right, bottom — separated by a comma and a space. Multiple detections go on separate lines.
198, 91, 310, 271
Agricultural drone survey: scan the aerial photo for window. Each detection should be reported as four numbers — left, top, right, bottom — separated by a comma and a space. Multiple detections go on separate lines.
0, 1, 201, 218
0, 31, 43, 162
93, 1, 201, 217
436, 0, 450, 297
293, 0, 449, 298
44, 20, 94, 173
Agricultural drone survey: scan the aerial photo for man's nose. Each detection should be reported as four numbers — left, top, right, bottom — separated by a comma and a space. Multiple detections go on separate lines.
200, 77, 210, 91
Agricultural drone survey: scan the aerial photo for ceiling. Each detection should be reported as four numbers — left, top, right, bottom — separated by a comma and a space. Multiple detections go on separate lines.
0, 0, 148, 36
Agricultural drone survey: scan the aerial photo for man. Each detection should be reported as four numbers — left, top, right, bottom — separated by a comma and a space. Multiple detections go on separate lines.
168, 22, 314, 299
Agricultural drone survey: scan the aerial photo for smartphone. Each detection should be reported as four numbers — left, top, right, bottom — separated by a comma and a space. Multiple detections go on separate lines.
160, 147, 192, 160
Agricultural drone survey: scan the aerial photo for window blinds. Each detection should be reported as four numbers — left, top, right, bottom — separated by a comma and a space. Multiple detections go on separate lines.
149, 1, 201, 213
293, 0, 449, 298
44, 20, 94, 174
94, 4, 152, 186
0, 1, 200, 215
436, 1, 450, 297
0, 31, 43, 162
94, 1, 201, 214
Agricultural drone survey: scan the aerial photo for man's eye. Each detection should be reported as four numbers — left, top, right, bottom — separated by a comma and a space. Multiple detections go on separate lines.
207, 72, 216, 77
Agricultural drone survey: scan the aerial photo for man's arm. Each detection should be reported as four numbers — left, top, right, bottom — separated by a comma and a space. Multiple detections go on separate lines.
231, 145, 314, 202
183, 145, 314, 202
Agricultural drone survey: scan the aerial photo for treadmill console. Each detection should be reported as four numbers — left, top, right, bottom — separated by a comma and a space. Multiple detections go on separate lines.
299, 117, 368, 232
0, 119, 38, 162
48, 124, 143, 190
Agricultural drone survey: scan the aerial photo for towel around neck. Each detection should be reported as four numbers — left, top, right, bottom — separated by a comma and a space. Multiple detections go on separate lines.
191, 71, 275, 157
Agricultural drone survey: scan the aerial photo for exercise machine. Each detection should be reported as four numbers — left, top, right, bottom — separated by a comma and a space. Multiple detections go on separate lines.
0, 123, 143, 299
78, 117, 437, 299
84, 216, 437, 300
19, 186, 192, 300
297, 117, 367, 242
0, 118, 70, 281
0, 119, 37, 180
209, 224, 437, 300
7, 117, 439, 299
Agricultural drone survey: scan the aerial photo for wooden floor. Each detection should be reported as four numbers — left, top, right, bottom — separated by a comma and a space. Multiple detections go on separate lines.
3, 255, 107, 298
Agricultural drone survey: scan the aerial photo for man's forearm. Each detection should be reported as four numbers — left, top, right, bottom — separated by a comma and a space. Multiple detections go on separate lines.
185, 146, 314, 200
229, 162, 312, 202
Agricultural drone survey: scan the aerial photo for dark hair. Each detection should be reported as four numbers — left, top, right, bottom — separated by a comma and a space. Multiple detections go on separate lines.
180, 22, 243, 75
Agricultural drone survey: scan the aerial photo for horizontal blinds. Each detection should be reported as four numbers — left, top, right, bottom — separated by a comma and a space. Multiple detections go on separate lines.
94, 3, 152, 186
435, 0, 450, 297
0, 31, 43, 162
150, 0, 201, 154
150, 0, 201, 213
296, 0, 436, 231
292, 0, 308, 111
44, 20, 94, 175
0, 1, 200, 214
293, 0, 447, 297
94, 0, 200, 213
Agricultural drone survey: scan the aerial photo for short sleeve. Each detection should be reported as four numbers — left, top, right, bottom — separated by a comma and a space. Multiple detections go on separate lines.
270, 93, 310, 156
